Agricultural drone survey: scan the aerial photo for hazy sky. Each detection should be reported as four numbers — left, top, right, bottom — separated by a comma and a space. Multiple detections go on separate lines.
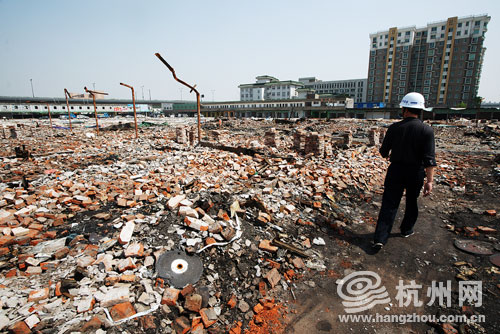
1, 0, 498, 102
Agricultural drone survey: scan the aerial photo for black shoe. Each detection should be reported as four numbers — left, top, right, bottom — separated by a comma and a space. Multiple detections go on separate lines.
401, 231, 414, 238
372, 242, 384, 250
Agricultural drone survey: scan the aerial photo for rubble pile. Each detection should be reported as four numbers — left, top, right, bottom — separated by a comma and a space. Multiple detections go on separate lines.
0, 117, 498, 333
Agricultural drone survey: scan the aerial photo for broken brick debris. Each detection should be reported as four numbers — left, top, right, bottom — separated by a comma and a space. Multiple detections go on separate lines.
0, 117, 497, 333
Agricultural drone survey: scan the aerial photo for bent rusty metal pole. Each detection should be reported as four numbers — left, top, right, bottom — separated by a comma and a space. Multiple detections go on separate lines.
154, 53, 201, 143
119, 82, 138, 139
46, 103, 53, 130
84, 87, 108, 136
64, 89, 73, 131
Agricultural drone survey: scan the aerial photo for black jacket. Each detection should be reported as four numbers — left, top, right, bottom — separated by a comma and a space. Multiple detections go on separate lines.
380, 117, 436, 168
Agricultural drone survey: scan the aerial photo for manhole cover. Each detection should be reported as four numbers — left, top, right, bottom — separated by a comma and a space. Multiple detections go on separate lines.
454, 239, 494, 256
490, 253, 500, 267
156, 250, 203, 288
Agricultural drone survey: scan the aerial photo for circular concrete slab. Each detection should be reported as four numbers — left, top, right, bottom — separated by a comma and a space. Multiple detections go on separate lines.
156, 250, 203, 288
490, 253, 500, 267
454, 239, 494, 256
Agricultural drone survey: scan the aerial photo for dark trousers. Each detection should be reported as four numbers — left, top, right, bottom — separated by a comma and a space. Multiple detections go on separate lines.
374, 163, 425, 244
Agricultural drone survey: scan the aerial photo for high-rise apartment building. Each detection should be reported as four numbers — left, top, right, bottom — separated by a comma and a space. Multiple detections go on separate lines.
366, 14, 490, 108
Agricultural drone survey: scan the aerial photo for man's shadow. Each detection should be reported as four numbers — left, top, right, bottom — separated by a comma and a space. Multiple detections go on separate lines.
324, 226, 399, 255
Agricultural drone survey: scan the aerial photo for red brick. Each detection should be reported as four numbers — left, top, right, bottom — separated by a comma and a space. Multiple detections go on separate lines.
54, 247, 69, 259
110, 302, 136, 321
172, 316, 190, 334
29, 239, 43, 246
117, 257, 136, 272
227, 295, 237, 309
217, 209, 230, 221
191, 323, 206, 334
184, 293, 202, 312
124, 243, 144, 257
55, 282, 62, 296
9, 320, 31, 334
265, 259, 281, 269
258, 240, 277, 252
0, 247, 9, 256
139, 315, 156, 330
485, 210, 497, 216
13, 236, 31, 245
258, 280, 267, 297
191, 316, 202, 328
83, 244, 99, 256
285, 269, 296, 280
253, 303, 264, 314
25, 229, 39, 239
40, 261, 57, 271
291, 257, 305, 269
28, 223, 44, 231
44, 231, 57, 239
28, 288, 49, 302
81, 316, 103, 332
205, 237, 217, 245
52, 217, 65, 227
181, 284, 195, 297
155, 278, 165, 289
229, 322, 242, 334
200, 308, 217, 328
5, 268, 17, 278
119, 274, 137, 282
161, 288, 180, 306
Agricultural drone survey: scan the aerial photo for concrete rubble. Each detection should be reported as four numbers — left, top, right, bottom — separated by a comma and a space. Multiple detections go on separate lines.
0, 116, 499, 333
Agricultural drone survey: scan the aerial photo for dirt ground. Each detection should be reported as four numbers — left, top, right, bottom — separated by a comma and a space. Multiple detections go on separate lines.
284, 150, 500, 334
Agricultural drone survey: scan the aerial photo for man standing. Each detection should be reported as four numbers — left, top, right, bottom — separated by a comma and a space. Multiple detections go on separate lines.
373, 92, 436, 250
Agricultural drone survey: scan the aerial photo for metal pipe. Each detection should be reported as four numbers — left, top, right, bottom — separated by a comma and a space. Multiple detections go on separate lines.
46, 103, 53, 130
120, 82, 138, 139
154, 53, 201, 144
64, 89, 73, 131
84, 87, 108, 136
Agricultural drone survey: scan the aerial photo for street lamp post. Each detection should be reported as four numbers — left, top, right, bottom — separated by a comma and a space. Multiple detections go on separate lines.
30, 79, 35, 98
141, 86, 144, 100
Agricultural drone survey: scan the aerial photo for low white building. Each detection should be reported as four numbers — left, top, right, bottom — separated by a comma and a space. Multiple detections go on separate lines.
299, 77, 367, 103
239, 75, 304, 101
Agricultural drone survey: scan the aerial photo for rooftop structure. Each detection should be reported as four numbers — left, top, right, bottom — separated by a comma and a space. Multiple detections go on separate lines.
238, 75, 304, 101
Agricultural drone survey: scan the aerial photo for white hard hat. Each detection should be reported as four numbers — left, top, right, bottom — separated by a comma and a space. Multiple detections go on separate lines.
400, 92, 425, 109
